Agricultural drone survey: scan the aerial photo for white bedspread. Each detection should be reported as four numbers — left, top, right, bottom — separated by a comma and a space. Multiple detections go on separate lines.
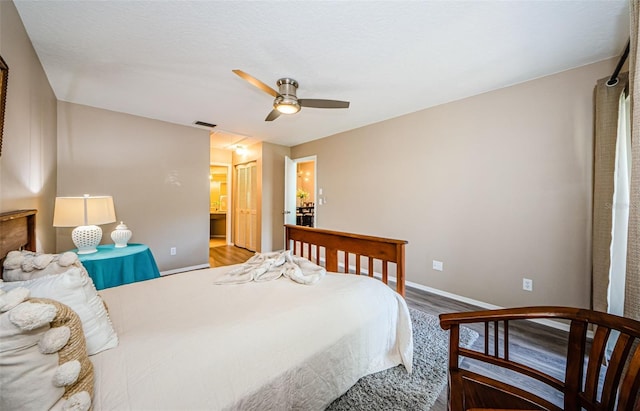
90, 265, 413, 411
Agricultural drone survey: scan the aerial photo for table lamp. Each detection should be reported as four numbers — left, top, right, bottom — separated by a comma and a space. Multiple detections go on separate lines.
53, 194, 116, 254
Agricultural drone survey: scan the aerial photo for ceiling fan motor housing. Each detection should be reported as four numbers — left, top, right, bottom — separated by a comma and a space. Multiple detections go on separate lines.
276, 78, 299, 97
274, 78, 300, 113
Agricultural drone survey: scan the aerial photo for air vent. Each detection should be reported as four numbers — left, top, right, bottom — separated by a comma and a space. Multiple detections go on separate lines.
194, 121, 217, 128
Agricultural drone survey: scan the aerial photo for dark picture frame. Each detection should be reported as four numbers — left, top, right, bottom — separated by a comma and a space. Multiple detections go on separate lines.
0, 55, 7, 157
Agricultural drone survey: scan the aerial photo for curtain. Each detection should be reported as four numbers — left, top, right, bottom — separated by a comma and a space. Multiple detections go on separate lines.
593, 0, 640, 320
593, 73, 628, 315
609, 92, 631, 319
624, 0, 640, 320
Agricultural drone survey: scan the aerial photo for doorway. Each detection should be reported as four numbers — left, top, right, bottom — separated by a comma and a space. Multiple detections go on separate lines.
209, 163, 232, 248
284, 156, 317, 227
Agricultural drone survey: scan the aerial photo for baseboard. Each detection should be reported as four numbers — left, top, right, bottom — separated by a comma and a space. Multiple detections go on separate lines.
335, 258, 575, 335
160, 263, 210, 276
405, 279, 581, 334
405, 279, 503, 310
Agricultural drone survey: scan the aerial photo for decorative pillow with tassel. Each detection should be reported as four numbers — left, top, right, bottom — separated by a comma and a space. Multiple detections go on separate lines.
0, 287, 94, 411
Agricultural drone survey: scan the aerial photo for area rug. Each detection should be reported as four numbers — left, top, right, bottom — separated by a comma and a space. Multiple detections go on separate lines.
326, 308, 479, 411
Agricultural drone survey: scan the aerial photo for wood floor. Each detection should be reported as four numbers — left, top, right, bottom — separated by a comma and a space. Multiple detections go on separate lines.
209, 246, 568, 410
209, 244, 255, 267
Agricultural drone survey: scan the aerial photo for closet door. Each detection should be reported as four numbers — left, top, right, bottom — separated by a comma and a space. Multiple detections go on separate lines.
235, 164, 247, 249
235, 162, 257, 251
247, 163, 258, 251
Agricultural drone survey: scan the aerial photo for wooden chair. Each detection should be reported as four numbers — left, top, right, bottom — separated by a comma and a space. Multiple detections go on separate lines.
439, 307, 640, 411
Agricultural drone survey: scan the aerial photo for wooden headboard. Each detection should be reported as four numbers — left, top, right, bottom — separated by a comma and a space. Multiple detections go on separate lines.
0, 209, 37, 276
285, 224, 408, 297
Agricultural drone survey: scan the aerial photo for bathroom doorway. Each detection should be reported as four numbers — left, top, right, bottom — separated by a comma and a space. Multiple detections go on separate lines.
209, 163, 231, 248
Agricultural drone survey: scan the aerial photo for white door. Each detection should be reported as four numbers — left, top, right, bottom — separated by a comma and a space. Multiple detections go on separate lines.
284, 156, 297, 225
235, 164, 247, 249
248, 163, 258, 251
235, 162, 258, 251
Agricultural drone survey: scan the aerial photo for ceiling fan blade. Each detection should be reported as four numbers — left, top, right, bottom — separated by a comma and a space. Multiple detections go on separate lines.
232, 69, 279, 98
265, 109, 281, 121
298, 99, 350, 109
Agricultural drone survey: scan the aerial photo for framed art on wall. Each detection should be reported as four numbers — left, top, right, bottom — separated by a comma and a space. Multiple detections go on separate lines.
0, 55, 7, 157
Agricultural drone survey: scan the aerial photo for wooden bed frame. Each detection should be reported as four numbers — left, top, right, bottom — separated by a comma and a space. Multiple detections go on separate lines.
0, 209, 37, 277
285, 224, 408, 297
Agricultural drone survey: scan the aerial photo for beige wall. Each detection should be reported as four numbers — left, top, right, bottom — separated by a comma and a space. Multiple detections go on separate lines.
210, 146, 232, 164
292, 59, 618, 309
56, 102, 210, 272
0, 1, 57, 252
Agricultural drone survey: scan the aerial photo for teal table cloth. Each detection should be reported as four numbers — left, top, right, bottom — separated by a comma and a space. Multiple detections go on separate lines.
76, 244, 160, 290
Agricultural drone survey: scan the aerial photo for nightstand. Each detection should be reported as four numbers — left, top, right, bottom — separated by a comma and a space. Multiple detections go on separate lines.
75, 243, 161, 290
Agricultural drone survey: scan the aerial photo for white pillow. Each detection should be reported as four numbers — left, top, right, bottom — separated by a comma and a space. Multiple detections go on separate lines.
0, 300, 65, 410
0, 267, 118, 355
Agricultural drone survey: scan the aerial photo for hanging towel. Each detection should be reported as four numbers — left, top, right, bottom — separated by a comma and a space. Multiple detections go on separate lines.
213, 250, 326, 285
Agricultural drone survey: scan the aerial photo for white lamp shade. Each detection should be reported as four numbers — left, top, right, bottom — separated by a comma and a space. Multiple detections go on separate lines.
53, 196, 116, 227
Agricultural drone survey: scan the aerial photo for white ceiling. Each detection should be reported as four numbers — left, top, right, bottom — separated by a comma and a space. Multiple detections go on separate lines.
14, 1, 630, 149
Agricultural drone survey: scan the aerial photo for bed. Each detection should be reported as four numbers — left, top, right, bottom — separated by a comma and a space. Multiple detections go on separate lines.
0, 209, 412, 410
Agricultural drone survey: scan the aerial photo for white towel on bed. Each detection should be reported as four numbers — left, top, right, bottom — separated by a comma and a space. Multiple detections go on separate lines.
214, 250, 326, 285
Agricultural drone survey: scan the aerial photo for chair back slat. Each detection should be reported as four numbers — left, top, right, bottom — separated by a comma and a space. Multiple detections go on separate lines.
565, 320, 588, 410
584, 326, 612, 404
601, 333, 634, 409
613, 340, 640, 411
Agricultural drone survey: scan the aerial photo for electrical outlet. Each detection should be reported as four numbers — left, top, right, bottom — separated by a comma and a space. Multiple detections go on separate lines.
170, 247, 177, 256
432, 260, 443, 271
522, 278, 533, 291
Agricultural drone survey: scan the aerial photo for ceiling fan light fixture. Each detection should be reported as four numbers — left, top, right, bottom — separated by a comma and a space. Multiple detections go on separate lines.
275, 102, 300, 114
274, 97, 300, 114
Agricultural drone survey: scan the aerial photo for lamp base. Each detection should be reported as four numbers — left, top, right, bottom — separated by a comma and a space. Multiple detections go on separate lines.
72, 225, 102, 254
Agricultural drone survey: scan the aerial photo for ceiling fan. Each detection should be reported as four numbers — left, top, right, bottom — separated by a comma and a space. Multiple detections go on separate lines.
232, 69, 350, 121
